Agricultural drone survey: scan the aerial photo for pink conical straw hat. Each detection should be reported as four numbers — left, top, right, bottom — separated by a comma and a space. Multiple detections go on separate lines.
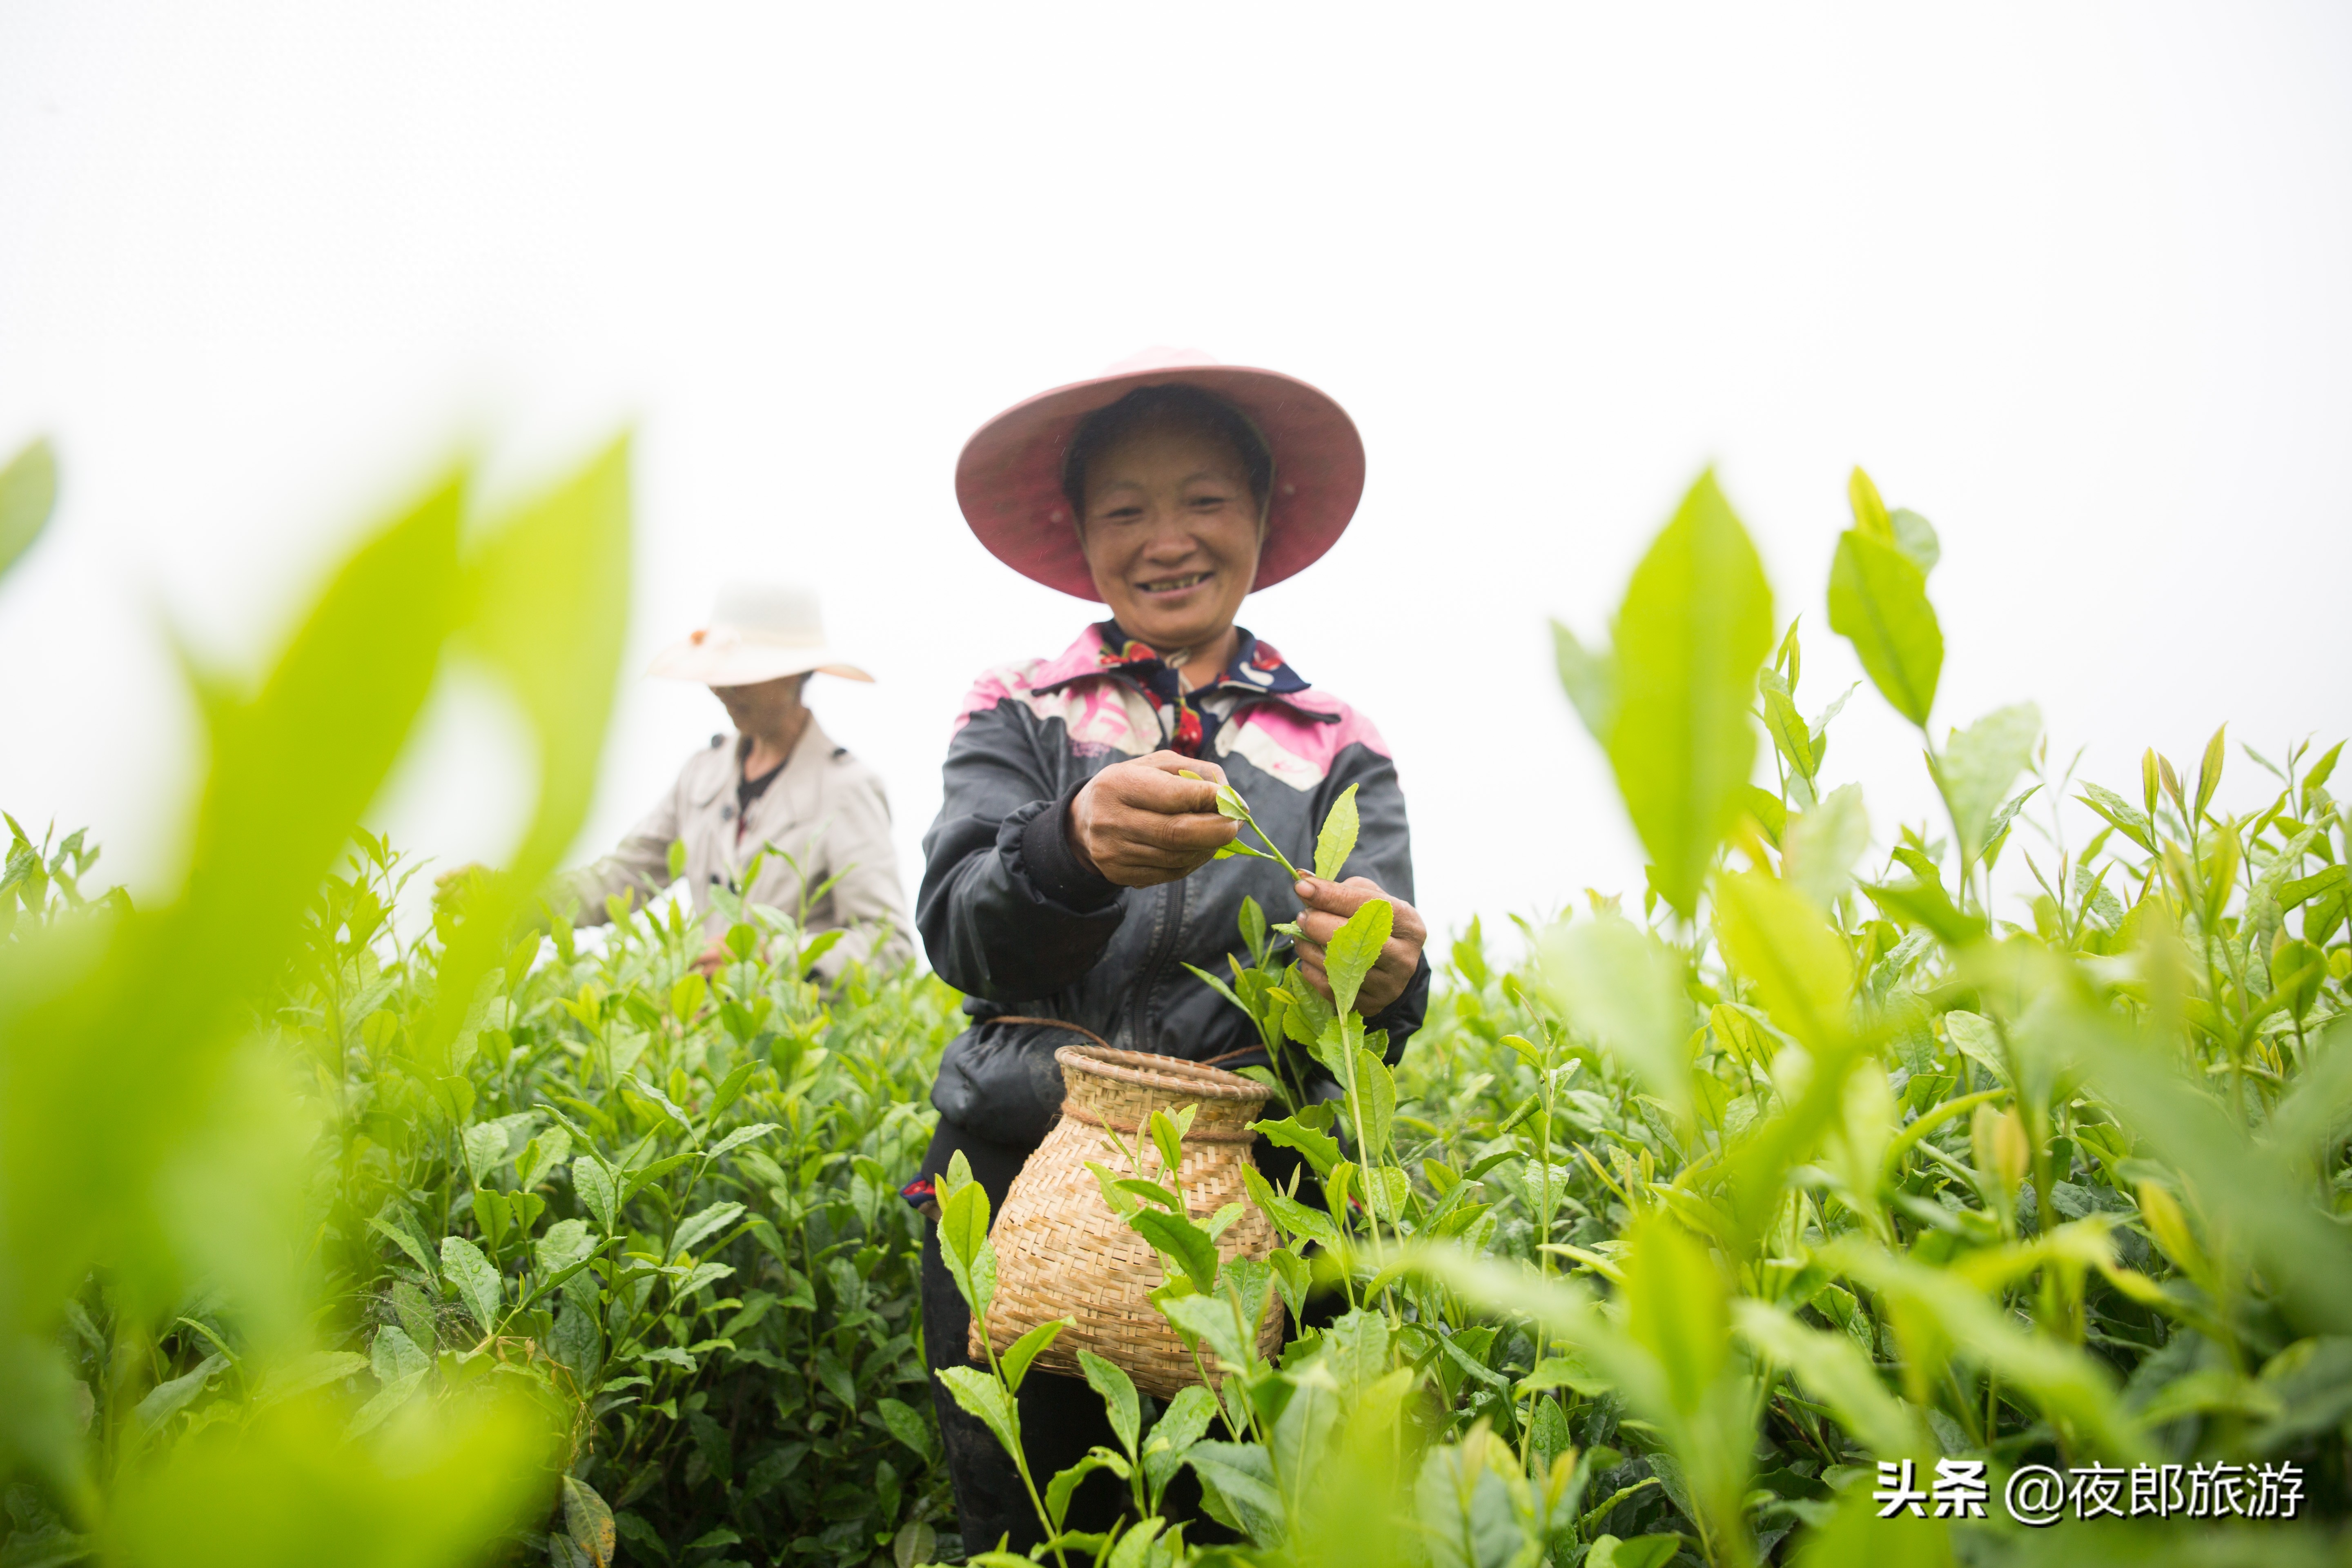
954, 347, 1367, 601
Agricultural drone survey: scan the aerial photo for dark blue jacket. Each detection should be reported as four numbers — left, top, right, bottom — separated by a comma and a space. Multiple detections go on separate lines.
917, 621, 1430, 1147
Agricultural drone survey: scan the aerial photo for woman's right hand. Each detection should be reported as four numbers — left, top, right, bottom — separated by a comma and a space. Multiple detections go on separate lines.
1066, 751, 1241, 887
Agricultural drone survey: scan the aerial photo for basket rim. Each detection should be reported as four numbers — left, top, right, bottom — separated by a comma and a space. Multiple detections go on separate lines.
1054, 1043, 1270, 1105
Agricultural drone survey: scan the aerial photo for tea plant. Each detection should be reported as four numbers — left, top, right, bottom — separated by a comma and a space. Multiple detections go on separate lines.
6, 418, 2347, 1567
0, 437, 635, 1566
0, 428, 983, 1568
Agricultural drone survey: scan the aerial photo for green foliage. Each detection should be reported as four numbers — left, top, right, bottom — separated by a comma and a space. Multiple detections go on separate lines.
0, 436, 58, 579
1556, 470, 1775, 917
1008, 464, 2349, 1568
7, 438, 2348, 1568
0, 442, 963, 1566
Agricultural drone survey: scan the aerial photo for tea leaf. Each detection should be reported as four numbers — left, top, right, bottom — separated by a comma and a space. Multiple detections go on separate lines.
2195, 723, 2227, 821
938, 1179, 995, 1319
1828, 528, 1941, 728
0, 436, 58, 581
2279, 864, 2345, 913
460, 1122, 510, 1187
367, 1216, 437, 1283
1761, 678, 1817, 784
560, 1476, 616, 1568
1935, 703, 2042, 866
1551, 620, 1619, 740
1143, 1383, 1221, 1498
1782, 783, 1870, 909
425, 443, 632, 1063
2301, 740, 2342, 811
1241, 1165, 1340, 1248
1129, 1209, 1219, 1294
1249, 1116, 1341, 1177
667, 1201, 744, 1262
705, 1121, 781, 1159
1184, 1441, 1286, 1546
1540, 915, 1692, 1114
1352, 1049, 1397, 1159
1100, 1520, 1163, 1568
1323, 897, 1394, 1016
516, 1127, 571, 1192
1077, 1349, 1141, 1459
571, 1156, 617, 1233
1044, 1450, 1131, 1534
999, 1316, 1073, 1394
1735, 1300, 1926, 1459
1825, 1239, 2145, 1459
937, 1366, 1021, 1461
1714, 871, 1850, 1049
110, 1390, 561, 1568
1086, 1161, 1143, 1218
1239, 895, 1269, 967
1623, 1216, 1727, 1415
1887, 508, 1940, 575
876, 1397, 935, 1464
1606, 471, 1773, 916
457, 440, 632, 882
1113, 1178, 1183, 1213
135, 1353, 229, 1432
439, 1236, 501, 1335
1847, 466, 1892, 539
619, 1151, 695, 1203
1861, 873, 1986, 949
1314, 784, 1361, 882
1158, 1291, 1250, 1371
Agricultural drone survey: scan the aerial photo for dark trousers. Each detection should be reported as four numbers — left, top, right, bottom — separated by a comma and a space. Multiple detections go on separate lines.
918, 1120, 1138, 1554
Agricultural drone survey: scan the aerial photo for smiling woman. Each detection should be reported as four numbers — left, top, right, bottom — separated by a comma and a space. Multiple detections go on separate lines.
912, 349, 1432, 1548
1060, 383, 1272, 685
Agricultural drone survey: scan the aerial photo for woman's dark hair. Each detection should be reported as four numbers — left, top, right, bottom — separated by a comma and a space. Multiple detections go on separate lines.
1060, 384, 1275, 522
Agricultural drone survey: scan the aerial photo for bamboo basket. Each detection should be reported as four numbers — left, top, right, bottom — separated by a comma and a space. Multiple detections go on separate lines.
970, 1039, 1284, 1396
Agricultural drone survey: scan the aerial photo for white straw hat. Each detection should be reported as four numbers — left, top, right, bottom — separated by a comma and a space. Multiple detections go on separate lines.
646, 585, 874, 687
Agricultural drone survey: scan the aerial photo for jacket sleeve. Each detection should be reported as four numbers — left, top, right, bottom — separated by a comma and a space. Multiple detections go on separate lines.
1321, 737, 1432, 1062
808, 762, 915, 983
561, 788, 682, 929
917, 698, 1128, 1002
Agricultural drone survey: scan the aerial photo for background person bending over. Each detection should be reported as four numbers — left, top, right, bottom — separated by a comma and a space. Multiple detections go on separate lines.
561, 583, 912, 981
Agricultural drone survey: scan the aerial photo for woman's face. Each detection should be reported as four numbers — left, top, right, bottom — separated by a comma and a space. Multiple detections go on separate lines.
1077, 418, 1264, 654
709, 673, 808, 735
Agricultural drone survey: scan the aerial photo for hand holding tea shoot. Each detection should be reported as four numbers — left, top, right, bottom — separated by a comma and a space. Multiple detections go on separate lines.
1196, 775, 1429, 1015
1068, 751, 1243, 887
1290, 875, 1428, 1017
1179, 767, 1305, 883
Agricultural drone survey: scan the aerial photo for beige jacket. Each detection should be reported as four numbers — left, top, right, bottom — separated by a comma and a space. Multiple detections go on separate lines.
566, 716, 912, 980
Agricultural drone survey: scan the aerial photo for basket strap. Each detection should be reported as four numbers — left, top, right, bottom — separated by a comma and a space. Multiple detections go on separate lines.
1059, 1102, 1259, 1144
989, 1014, 1112, 1049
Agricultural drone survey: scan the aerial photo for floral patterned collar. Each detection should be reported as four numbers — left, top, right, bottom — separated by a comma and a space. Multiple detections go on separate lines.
1034, 621, 1312, 757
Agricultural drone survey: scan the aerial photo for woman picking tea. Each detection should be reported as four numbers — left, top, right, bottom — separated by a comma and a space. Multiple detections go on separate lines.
911, 350, 1430, 1546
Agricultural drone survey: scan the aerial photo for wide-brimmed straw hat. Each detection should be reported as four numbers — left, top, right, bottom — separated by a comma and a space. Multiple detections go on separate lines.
646, 585, 874, 687
955, 347, 1366, 601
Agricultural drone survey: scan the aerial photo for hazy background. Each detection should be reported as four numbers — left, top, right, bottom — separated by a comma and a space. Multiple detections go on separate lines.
3, 3, 2348, 946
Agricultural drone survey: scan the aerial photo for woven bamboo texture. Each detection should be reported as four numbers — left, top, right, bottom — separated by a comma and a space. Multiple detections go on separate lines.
971, 1044, 1284, 1397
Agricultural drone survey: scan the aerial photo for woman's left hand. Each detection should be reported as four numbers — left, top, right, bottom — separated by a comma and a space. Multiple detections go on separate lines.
1290, 875, 1428, 1017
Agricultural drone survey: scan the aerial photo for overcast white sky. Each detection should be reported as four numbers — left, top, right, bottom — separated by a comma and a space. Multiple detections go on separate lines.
2, 3, 2348, 948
